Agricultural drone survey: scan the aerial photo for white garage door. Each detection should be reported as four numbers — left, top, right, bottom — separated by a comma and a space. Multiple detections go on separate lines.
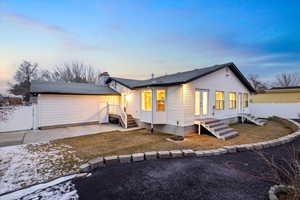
38, 94, 119, 127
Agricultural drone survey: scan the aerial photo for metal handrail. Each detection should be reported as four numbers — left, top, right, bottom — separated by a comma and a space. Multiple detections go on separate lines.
108, 104, 127, 128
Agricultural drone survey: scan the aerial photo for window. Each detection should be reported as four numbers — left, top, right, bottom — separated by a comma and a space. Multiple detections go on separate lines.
215, 91, 224, 110
142, 90, 152, 111
156, 90, 165, 111
195, 91, 200, 115
243, 93, 249, 108
229, 92, 236, 109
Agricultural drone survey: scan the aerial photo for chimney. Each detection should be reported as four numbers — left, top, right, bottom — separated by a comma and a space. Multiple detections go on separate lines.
96, 72, 110, 86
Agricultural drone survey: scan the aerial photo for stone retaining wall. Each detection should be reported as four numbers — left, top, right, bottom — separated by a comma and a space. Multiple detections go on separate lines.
271, 116, 299, 132
79, 118, 300, 173
268, 185, 294, 200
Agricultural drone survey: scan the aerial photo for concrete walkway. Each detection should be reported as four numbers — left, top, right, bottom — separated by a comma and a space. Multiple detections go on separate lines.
0, 124, 140, 147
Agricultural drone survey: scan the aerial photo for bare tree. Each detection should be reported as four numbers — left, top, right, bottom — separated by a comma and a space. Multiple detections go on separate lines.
257, 148, 300, 200
248, 74, 268, 91
50, 62, 100, 83
8, 61, 39, 102
274, 72, 300, 87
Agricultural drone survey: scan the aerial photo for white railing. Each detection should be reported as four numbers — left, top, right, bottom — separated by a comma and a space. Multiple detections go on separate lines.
108, 104, 127, 128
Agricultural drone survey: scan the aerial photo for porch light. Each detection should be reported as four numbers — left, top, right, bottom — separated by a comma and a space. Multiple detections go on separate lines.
126, 94, 132, 101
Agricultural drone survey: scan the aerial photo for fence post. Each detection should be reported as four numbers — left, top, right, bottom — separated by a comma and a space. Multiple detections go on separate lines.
32, 103, 38, 130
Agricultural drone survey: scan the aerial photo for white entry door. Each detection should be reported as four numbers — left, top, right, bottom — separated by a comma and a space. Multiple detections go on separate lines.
195, 90, 209, 118
99, 101, 108, 123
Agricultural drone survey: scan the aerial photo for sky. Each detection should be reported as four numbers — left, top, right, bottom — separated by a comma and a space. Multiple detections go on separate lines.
0, 0, 300, 94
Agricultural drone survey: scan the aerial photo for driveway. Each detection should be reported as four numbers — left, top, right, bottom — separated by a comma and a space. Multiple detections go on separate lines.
0, 124, 137, 147
72, 139, 300, 200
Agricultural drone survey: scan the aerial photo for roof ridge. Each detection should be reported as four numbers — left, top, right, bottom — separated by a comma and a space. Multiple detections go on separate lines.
32, 80, 99, 86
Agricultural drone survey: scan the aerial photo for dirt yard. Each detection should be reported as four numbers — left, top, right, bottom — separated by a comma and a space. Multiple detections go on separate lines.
54, 120, 293, 162
0, 120, 293, 195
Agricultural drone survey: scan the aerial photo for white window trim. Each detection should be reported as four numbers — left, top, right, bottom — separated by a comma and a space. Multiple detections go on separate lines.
156, 89, 166, 112
194, 88, 210, 116
141, 89, 152, 111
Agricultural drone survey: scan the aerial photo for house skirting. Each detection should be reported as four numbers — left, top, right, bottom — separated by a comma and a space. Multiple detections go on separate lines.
136, 119, 196, 136
136, 116, 240, 136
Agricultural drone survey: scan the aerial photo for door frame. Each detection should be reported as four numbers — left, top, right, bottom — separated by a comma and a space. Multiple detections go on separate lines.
195, 89, 210, 119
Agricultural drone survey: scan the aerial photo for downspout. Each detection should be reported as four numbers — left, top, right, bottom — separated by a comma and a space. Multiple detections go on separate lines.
151, 87, 154, 133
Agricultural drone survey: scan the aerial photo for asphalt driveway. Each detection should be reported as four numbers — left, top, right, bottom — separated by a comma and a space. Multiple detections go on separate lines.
73, 139, 300, 200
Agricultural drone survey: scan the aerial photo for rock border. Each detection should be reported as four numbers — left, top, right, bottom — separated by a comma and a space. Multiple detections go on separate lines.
269, 184, 294, 200
79, 118, 300, 173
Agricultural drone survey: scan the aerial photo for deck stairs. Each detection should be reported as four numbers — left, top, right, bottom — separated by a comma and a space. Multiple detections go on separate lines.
108, 104, 138, 129
109, 114, 138, 129
196, 119, 239, 140
239, 113, 266, 126
126, 114, 138, 128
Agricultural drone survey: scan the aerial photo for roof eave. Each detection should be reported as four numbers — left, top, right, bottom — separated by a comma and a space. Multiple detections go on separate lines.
31, 92, 120, 95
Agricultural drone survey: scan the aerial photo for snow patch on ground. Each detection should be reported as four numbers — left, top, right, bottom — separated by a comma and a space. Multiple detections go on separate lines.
19, 181, 78, 200
0, 143, 82, 195
0, 175, 77, 200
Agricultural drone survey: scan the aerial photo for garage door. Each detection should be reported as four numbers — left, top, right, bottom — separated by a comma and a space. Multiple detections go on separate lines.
38, 94, 109, 127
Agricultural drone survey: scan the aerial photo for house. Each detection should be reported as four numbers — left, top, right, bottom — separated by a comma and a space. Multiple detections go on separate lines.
31, 62, 255, 138
0, 95, 23, 106
253, 86, 300, 103
251, 86, 300, 119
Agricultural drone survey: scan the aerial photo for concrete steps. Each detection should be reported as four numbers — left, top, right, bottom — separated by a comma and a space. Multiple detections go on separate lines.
200, 119, 239, 140
240, 113, 266, 126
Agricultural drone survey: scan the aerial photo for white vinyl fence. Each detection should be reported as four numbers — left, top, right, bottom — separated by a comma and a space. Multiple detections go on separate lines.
0, 105, 34, 132
250, 103, 300, 119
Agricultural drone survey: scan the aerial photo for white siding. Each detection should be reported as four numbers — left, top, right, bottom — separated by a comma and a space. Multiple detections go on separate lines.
166, 86, 184, 126
183, 67, 251, 126
38, 94, 120, 127
109, 81, 140, 118
138, 86, 185, 125
250, 103, 300, 119
126, 89, 140, 119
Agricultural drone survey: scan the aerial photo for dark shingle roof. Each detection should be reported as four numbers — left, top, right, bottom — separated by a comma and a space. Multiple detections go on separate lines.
109, 62, 255, 92
270, 86, 300, 90
31, 80, 119, 95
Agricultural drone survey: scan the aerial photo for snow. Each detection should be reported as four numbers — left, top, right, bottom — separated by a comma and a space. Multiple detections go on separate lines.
0, 175, 77, 200
0, 143, 82, 195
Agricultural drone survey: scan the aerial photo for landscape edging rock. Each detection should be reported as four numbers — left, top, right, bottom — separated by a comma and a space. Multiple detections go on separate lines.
269, 184, 294, 200
79, 118, 300, 173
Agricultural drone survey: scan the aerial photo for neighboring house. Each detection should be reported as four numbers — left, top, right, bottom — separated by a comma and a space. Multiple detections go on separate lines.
251, 86, 300, 119
252, 86, 300, 103
31, 62, 255, 137
0, 96, 23, 106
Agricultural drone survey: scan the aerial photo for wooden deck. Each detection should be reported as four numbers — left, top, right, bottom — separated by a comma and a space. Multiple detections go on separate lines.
194, 118, 216, 124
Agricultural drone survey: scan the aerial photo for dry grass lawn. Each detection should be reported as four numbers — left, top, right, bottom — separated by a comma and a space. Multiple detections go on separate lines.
54, 120, 293, 162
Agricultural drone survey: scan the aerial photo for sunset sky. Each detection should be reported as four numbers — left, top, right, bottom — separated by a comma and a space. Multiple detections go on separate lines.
0, 0, 299, 94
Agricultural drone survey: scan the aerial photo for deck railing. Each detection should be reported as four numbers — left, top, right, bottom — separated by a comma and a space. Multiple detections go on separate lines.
108, 104, 127, 128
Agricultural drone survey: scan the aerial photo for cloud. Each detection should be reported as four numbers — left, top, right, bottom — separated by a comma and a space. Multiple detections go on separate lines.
0, 10, 102, 51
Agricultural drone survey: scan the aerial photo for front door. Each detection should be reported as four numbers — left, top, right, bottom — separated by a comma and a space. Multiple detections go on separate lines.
195, 89, 209, 119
